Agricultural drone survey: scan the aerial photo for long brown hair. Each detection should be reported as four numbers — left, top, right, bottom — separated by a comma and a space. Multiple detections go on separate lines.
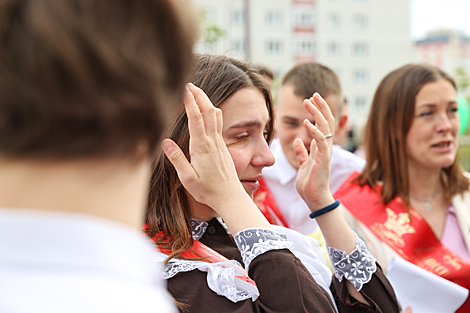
146, 54, 274, 261
357, 63, 469, 206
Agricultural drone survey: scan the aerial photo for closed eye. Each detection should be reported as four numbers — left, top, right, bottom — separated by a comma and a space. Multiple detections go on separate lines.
418, 111, 432, 117
236, 134, 251, 141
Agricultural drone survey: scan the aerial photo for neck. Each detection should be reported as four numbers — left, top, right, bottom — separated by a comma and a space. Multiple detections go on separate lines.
187, 192, 219, 222
0, 156, 151, 229
408, 164, 442, 200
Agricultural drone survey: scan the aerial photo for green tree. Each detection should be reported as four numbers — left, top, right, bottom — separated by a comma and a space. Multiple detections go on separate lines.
199, 10, 225, 47
455, 66, 469, 92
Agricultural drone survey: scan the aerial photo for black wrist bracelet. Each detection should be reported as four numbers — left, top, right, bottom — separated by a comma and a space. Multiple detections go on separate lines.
309, 200, 340, 219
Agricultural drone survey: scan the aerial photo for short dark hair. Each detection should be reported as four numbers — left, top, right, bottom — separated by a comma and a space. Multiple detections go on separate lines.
282, 62, 342, 99
358, 63, 469, 204
0, 0, 197, 160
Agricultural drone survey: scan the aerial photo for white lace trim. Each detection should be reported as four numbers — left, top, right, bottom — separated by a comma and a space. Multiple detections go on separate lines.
190, 219, 208, 240
234, 228, 294, 271
160, 256, 259, 303
328, 233, 377, 291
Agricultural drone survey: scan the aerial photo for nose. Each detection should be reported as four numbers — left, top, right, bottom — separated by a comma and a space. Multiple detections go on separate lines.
436, 111, 455, 134
252, 140, 275, 168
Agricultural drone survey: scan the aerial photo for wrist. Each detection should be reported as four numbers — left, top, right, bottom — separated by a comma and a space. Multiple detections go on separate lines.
308, 194, 335, 213
309, 200, 340, 219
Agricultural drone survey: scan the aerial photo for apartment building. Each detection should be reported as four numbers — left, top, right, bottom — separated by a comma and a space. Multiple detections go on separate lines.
415, 29, 470, 91
193, 0, 412, 129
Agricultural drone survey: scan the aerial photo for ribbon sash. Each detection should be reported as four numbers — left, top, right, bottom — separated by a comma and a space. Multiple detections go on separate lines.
334, 171, 470, 312
253, 178, 290, 228
153, 231, 257, 289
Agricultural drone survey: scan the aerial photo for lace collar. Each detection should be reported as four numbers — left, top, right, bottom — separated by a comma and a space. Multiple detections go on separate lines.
190, 218, 208, 240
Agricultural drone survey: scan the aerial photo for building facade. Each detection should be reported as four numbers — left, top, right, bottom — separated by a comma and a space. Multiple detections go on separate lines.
415, 30, 470, 93
193, 0, 412, 129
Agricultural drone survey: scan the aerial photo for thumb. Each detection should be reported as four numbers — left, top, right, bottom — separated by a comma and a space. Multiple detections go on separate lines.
293, 138, 309, 167
162, 139, 195, 183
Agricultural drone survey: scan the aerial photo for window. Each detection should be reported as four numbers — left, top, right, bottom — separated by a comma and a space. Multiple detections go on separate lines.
354, 69, 368, 84
352, 42, 368, 57
232, 10, 244, 26
329, 13, 340, 29
295, 39, 315, 53
354, 14, 368, 30
266, 11, 282, 27
294, 11, 314, 26
328, 42, 340, 56
355, 96, 367, 109
266, 41, 283, 55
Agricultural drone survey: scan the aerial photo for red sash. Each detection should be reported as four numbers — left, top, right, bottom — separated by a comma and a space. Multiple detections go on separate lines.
149, 229, 257, 289
334, 172, 470, 313
253, 178, 289, 227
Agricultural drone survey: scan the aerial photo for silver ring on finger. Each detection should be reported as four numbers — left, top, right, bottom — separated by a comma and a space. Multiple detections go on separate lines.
324, 132, 334, 139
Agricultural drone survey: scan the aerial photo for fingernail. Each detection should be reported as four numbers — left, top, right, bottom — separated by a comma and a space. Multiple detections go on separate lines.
188, 82, 196, 88
161, 140, 174, 153
185, 85, 191, 93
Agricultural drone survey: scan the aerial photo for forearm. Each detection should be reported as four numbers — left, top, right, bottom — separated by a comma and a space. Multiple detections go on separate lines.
315, 205, 356, 253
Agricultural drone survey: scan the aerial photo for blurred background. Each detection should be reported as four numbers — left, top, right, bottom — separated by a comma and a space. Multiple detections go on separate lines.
191, 0, 470, 170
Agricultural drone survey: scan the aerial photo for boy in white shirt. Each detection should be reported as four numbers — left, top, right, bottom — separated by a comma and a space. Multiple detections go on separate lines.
259, 62, 365, 235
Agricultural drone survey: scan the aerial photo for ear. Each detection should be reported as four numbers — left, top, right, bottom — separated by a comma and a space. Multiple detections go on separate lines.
335, 114, 348, 137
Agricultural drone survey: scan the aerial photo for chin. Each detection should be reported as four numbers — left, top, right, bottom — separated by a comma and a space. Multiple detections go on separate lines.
244, 188, 254, 198
436, 156, 456, 169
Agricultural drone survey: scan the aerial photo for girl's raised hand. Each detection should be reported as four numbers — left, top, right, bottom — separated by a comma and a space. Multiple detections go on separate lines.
162, 84, 245, 210
294, 93, 336, 211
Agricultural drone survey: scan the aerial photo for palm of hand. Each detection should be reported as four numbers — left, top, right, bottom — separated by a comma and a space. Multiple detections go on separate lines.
295, 139, 332, 210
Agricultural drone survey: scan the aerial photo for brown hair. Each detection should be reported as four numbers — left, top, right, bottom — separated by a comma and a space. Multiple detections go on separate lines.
281, 62, 342, 115
255, 65, 274, 81
146, 54, 274, 261
0, 0, 197, 160
357, 63, 469, 205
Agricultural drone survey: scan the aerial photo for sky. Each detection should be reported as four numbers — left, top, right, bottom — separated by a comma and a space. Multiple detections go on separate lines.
411, 0, 470, 39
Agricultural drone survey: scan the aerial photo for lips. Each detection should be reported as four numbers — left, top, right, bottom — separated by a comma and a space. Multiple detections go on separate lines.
431, 140, 454, 153
240, 176, 262, 192
432, 141, 450, 148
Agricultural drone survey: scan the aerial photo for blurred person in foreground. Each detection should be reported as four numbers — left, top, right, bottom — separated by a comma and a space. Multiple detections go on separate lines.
335, 64, 470, 312
0, 1, 197, 312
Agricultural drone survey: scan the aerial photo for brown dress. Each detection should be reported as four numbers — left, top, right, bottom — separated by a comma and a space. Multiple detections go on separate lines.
167, 218, 399, 313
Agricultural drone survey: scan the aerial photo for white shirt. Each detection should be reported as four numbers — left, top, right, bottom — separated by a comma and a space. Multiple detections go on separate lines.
263, 139, 365, 234
330, 144, 366, 194
0, 208, 176, 313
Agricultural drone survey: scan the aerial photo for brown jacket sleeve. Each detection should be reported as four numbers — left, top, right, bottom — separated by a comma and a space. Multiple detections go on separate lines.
167, 218, 337, 313
330, 263, 400, 313
167, 249, 337, 313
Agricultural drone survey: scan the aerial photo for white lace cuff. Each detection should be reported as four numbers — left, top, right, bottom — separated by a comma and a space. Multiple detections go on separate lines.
160, 255, 259, 303
328, 233, 377, 291
234, 228, 294, 271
